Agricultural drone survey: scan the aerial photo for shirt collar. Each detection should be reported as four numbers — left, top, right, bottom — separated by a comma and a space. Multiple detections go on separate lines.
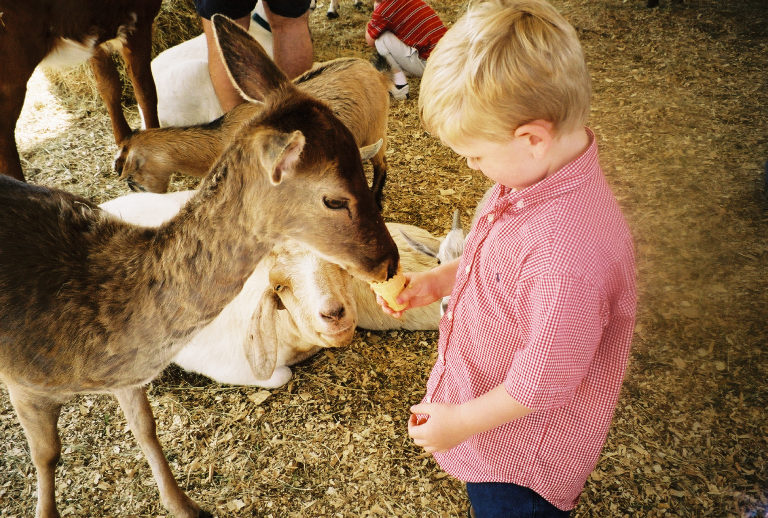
485, 128, 599, 216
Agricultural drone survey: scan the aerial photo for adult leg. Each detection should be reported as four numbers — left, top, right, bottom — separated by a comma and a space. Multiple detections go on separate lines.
201, 15, 252, 112
195, 0, 257, 112
262, 0, 313, 79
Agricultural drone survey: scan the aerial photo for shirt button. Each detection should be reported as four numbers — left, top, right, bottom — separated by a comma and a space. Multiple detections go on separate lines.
465, 265, 470, 274
487, 213, 494, 223
446, 311, 453, 320
516, 200, 524, 209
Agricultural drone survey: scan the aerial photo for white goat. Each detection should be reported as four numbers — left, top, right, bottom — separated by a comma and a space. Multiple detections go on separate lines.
400, 209, 466, 315
150, 2, 274, 127
100, 190, 442, 388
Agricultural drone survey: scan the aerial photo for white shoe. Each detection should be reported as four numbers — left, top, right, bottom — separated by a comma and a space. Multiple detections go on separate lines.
389, 83, 409, 100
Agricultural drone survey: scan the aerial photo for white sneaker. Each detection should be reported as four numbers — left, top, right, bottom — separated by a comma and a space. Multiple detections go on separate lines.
389, 83, 409, 100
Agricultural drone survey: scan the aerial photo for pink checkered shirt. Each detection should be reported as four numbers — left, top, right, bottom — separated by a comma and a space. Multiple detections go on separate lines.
425, 130, 637, 511
366, 0, 447, 60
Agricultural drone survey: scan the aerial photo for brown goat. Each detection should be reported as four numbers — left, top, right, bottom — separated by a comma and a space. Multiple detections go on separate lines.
0, 15, 399, 518
114, 57, 390, 205
0, 0, 161, 181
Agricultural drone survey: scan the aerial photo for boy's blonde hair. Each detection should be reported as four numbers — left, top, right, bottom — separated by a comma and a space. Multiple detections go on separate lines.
419, 0, 591, 144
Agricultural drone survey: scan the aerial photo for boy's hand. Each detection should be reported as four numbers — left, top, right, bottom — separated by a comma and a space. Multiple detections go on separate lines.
408, 402, 471, 453
374, 271, 441, 317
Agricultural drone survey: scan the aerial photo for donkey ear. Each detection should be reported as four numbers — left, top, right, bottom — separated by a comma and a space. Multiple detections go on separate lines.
243, 289, 280, 380
211, 14, 290, 103
258, 130, 306, 185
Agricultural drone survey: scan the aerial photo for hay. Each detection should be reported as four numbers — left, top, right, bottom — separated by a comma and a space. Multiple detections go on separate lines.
4, 0, 768, 516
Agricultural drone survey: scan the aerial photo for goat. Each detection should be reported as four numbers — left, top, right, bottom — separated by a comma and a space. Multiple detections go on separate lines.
0, 0, 162, 182
150, 1, 274, 127
115, 56, 390, 204
100, 189, 442, 388
0, 15, 399, 518
401, 209, 466, 314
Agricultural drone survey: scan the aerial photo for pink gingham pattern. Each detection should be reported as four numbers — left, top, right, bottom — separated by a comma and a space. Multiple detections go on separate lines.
425, 130, 637, 511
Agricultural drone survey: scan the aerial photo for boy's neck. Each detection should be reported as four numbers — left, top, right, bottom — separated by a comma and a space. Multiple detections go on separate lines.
545, 127, 591, 178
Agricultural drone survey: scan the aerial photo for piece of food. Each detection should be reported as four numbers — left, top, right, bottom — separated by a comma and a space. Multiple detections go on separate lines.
370, 271, 407, 311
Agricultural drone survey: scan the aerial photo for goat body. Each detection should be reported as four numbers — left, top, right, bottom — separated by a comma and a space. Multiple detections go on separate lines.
0, 16, 398, 518
0, 0, 162, 181
116, 57, 390, 204
101, 190, 442, 388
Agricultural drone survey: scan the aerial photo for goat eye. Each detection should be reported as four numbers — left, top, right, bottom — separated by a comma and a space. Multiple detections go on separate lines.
323, 197, 349, 210
274, 284, 283, 292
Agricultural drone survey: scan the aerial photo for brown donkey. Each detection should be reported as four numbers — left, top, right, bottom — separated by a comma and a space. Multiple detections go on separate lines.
0, 0, 161, 181
0, 15, 399, 518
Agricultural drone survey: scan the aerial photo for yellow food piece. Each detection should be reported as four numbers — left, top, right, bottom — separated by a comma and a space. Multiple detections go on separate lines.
370, 272, 407, 311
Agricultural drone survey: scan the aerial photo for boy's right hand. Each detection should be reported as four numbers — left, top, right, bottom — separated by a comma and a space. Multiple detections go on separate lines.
375, 271, 440, 318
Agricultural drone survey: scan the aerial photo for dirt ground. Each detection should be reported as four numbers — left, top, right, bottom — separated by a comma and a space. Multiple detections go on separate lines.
1, 0, 767, 516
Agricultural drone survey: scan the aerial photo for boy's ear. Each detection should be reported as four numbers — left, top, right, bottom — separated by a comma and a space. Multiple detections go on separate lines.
514, 120, 555, 158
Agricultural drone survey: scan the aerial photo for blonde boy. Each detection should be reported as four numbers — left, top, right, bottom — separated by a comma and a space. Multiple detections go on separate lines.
378, 0, 637, 515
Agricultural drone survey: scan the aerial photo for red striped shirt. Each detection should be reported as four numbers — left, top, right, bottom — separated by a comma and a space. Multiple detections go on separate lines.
366, 0, 447, 60
424, 130, 637, 511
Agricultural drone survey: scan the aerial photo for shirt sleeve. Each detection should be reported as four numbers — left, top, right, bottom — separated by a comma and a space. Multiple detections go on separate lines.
366, 9, 388, 40
504, 273, 608, 411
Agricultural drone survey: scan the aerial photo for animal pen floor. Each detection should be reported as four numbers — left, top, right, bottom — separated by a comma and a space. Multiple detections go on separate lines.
1, 0, 767, 516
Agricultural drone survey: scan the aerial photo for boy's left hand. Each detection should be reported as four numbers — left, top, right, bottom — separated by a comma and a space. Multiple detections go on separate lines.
408, 402, 471, 453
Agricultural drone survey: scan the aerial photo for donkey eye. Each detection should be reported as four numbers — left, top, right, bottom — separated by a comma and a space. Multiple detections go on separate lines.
323, 197, 349, 210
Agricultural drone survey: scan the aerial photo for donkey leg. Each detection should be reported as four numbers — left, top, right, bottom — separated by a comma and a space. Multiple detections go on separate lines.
7, 385, 65, 518
113, 386, 210, 518
89, 46, 133, 145
0, 64, 34, 181
120, 22, 159, 131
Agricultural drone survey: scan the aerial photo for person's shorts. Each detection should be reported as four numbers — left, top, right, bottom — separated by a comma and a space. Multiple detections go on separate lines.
194, 0, 310, 20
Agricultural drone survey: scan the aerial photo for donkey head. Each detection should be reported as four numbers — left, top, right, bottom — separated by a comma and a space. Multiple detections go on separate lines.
212, 15, 398, 282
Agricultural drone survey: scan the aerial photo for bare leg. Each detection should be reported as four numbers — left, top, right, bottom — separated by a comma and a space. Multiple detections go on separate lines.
202, 15, 251, 113
113, 386, 209, 518
7, 385, 64, 518
262, 3, 313, 79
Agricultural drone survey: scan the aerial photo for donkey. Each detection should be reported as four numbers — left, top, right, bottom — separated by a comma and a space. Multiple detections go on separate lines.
0, 15, 398, 518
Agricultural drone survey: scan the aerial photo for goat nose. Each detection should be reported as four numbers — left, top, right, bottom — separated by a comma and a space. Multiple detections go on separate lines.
321, 305, 346, 322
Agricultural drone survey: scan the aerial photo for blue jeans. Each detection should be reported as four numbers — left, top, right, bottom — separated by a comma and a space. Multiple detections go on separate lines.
466, 482, 571, 518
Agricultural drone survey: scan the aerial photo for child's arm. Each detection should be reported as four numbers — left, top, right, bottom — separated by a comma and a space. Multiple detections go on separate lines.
408, 384, 533, 453
375, 258, 460, 316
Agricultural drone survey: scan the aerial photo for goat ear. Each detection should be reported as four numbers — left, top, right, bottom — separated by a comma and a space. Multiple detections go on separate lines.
359, 139, 383, 162
118, 150, 145, 180
259, 130, 306, 185
243, 290, 280, 380
451, 209, 463, 231
212, 14, 289, 103
399, 230, 438, 259
272, 291, 286, 311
